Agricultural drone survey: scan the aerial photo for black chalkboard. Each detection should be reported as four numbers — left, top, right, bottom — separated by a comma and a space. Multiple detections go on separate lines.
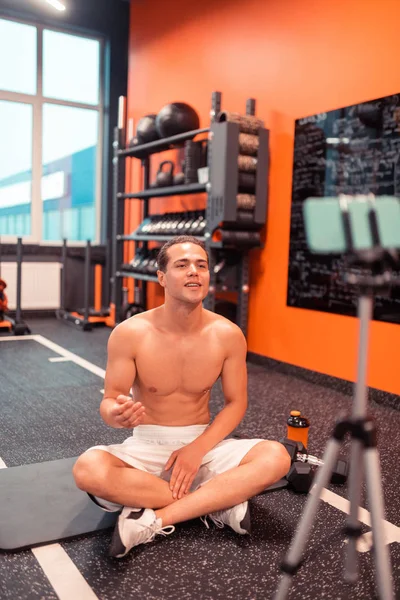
287, 92, 400, 323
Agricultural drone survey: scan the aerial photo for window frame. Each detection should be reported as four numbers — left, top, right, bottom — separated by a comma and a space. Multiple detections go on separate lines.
0, 15, 104, 246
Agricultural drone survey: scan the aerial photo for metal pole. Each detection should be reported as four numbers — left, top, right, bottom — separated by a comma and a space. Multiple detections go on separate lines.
141, 157, 151, 310
204, 91, 221, 313
353, 293, 373, 418
344, 292, 373, 580
238, 252, 250, 336
16, 237, 23, 323
60, 239, 67, 311
364, 449, 394, 600
84, 240, 91, 322
104, 238, 111, 307
111, 126, 120, 311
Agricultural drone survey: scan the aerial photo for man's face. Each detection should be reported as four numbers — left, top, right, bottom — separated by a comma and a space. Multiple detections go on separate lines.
158, 243, 210, 304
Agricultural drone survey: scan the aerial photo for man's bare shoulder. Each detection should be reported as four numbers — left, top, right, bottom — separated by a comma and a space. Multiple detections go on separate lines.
108, 308, 159, 346
204, 309, 247, 347
119, 307, 159, 330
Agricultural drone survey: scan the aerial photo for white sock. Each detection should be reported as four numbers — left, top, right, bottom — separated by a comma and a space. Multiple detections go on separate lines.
93, 495, 123, 512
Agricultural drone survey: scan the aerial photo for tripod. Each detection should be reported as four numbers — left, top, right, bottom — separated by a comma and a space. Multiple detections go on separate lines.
275, 252, 396, 599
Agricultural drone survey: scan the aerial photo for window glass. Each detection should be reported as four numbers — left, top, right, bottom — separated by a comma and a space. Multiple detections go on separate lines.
0, 101, 33, 236
42, 103, 98, 242
43, 30, 100, 105
0, 19, 37, 95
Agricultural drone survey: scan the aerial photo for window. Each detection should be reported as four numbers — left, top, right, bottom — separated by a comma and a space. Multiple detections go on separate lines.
43, 30, 100, 106
42, 104, 99, 241
0, 20, 37, 95
0, 101, 33, 236
0, 17, 102, 243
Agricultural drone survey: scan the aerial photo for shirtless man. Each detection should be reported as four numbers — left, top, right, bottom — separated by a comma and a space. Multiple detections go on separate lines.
73, 235, 290, 558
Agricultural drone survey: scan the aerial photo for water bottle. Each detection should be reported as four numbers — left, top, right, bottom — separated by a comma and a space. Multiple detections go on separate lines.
287, 410, 310, 449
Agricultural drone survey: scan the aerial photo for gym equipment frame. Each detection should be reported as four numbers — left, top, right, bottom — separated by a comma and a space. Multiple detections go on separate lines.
110, 91, 270, 337
0, 237, 30, 336
56, 239, 112, 331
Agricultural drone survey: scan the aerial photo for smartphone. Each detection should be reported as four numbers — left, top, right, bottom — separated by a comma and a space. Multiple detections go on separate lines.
303, 195, 400, 254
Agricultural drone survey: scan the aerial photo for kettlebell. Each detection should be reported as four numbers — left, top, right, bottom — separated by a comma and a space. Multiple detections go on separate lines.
173, 172, 185, 186
156, 160, 174, 187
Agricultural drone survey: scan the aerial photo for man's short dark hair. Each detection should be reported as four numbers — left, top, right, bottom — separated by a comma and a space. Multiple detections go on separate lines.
157, 236, 209, 273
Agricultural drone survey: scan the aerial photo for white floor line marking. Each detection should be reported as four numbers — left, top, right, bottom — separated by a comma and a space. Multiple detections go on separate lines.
48, 357, 72, 363
33, 335, 106, 379
32, 545, 98, 600
0, 334, 105, 378
0, 335, 38, 342
2, 335, 400, 557
311, 487, 400, 551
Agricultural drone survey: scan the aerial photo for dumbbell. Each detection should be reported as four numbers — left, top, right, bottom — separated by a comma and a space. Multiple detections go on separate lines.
263, 462, 313, 494
183, 212, 198, 234
280, 438, 349, 485
143, 216, 158, 235
170, 213, 184, 235
147, 249, 159, 275
261, 438, 312, 494
152, 216, 165, 235
175, 213, 190, 235
159, 214, 174, 234
140, 252, 153, 274
168, 213, 181, 234
137, 218, 151, 234
122, 250, 146, 273
190, 211, 206, 235
287, 462, 314, 494
188, 210, 206, 236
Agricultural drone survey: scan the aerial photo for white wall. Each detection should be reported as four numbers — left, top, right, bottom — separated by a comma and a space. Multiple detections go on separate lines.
1, 262, 61, 309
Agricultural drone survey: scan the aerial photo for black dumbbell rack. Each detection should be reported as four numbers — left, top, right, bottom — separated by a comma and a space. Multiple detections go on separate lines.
110, 91, 269, 336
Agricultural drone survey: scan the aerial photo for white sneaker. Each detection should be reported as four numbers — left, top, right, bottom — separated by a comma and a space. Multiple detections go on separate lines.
201, 501, 251, 535
109, 507, 175, 558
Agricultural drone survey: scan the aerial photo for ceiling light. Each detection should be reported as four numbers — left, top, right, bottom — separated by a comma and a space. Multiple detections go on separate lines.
45, 0, 66, 11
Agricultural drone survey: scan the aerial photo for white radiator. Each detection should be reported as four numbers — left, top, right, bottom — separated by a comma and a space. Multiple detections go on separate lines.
0, 262, 61, 310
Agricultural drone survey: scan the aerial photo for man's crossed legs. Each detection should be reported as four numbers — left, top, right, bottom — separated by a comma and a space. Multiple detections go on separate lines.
73, 428, 291, 558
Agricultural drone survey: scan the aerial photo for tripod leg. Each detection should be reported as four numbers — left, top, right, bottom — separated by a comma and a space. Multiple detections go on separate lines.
344, 437, 364, 582
274, 437, 342, 600
364, 447, 394, 600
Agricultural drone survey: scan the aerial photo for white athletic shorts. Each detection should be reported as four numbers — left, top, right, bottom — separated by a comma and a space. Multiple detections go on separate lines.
85, 424, 264, 511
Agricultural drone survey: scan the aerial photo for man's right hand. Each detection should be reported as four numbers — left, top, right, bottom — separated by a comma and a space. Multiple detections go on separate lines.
108, 395, 146, 429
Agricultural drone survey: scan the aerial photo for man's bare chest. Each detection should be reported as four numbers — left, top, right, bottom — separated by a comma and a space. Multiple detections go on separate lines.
134, 335, 224, 396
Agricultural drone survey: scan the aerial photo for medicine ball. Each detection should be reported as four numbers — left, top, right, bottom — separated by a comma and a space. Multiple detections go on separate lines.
156, 102, 200, 138
135, 114, 160, 145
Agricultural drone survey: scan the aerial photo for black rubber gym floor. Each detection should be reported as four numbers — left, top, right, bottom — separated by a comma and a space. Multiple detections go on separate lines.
0, 317, 399, 599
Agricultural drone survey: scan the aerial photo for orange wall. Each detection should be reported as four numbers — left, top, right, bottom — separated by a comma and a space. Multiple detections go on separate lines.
126, 0, 400, 395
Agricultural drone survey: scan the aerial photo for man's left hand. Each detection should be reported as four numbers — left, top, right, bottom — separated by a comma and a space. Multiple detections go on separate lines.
164, 442, 206, 500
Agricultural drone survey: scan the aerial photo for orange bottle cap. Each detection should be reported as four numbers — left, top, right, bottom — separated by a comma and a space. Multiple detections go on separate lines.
290, 410, 301, 417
